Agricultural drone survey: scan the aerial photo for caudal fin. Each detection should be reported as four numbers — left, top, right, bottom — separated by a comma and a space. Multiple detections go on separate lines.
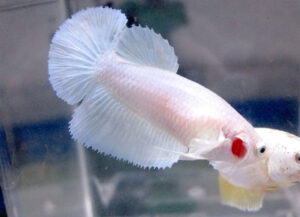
48, 7, 127, 105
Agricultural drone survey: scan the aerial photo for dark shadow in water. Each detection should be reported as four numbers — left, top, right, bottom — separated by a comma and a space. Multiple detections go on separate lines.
119, 0, 187, 37
232, 98, 298, 134
0, 127, 8, 217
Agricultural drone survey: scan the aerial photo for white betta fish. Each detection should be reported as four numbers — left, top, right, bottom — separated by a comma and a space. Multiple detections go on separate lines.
48, 7, 300, 211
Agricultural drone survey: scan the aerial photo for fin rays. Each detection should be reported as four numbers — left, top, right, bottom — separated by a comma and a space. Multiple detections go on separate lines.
116, 26, 179, 73
49, 7, 127, 105
219, 174, 264, 211
70, 86, 187, 169
50, 7, 185, 168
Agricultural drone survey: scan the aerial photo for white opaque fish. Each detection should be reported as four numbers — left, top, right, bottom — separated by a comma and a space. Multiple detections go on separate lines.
48, 7, 300, 211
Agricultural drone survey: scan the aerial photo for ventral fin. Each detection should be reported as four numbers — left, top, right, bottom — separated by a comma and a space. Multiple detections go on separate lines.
219, 174, 264, 211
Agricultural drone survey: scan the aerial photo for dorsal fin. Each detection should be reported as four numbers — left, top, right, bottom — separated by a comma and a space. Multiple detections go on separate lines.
115, 26, 179, 73
219, 174, 265, 211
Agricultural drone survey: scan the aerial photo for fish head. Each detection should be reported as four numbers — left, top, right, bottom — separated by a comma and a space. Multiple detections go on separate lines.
255, 128, 300, 189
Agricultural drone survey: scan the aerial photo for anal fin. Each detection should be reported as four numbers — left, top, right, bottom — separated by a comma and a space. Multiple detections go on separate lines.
219, 174, 264, 211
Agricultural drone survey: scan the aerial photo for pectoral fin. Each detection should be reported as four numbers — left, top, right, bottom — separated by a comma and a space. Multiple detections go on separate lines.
219, 174, 264, 211
178, 138, 219, 161
187, 130, 234, 162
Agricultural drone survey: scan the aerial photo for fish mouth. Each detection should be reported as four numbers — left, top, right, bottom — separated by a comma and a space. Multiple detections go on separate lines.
286, 174, 300, 186
288, 172, 300, 183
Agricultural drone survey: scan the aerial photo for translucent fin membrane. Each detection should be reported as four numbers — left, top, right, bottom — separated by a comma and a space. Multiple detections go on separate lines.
219, 174, 264, 211
48, 7, 127, 104
49, 7, 185, 168
70, 86, 187, 169
116, 26, 179, 73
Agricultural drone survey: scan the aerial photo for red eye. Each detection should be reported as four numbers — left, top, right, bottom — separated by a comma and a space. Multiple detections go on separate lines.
231, 138, 247, 158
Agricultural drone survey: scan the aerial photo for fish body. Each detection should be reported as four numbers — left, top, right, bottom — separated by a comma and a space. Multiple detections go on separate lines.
48, 7, 300, 211
100, 54, 254, 146
100, 54, 266, 190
